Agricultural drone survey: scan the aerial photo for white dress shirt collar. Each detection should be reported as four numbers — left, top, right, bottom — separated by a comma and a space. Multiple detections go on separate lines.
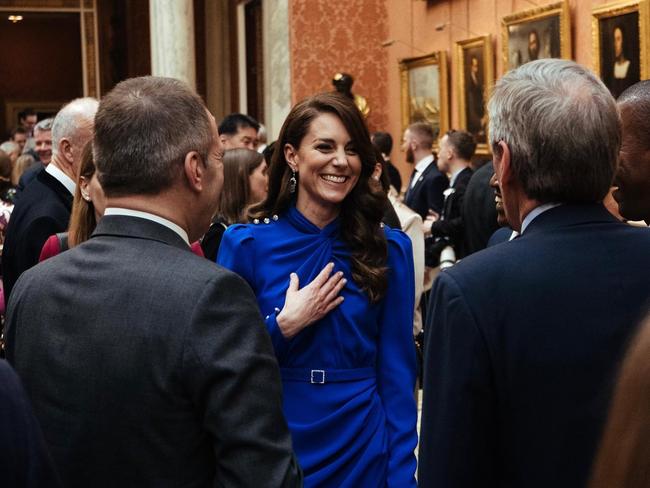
520, 203, 562, 234
414, 154, 435, 174
449, 166, 467, 188
103, 207, 190, 245
45, 164, 76, 195
410, 154, 435, 189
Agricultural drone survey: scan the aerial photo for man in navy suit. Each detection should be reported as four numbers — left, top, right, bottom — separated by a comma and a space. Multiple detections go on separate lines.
422, 130, 474, 260
402, 122, 448, 219
2, 98, 98, 303
419, 59, 650, 488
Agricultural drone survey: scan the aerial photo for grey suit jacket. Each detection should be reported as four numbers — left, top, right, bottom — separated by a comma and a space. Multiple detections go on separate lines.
6, 215, 302, 488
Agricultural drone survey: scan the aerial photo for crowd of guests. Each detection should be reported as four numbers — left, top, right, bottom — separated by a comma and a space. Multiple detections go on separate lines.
0, 58, 649, 487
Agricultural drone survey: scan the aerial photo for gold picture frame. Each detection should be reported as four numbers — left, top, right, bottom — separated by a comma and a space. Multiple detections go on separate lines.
592, 0, 649, 99
455, 35, 494, 155
501, 1, 572, 73
399, 51, 449, 144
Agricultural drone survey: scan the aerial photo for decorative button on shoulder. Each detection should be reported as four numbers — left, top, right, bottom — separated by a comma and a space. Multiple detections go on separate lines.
253, 218, 260, 224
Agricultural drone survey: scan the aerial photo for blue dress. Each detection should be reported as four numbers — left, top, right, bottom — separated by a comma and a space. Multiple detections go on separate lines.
217, 206, 418, 487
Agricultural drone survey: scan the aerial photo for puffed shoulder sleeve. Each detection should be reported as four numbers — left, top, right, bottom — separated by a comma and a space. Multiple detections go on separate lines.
377, 228, 418, 487
217, 224, 256, 288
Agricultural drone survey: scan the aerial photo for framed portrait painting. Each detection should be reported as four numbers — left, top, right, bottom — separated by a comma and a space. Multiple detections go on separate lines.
399, 51, 449, 141
454, 35, 494, 154
502, 1, 572, 73
593, 0, 649, 99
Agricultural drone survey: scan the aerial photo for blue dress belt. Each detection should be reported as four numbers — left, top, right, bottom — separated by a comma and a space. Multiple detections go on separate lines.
280, 367, 376, 384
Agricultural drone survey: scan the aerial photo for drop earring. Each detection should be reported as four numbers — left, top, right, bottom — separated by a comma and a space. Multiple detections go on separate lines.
289, 170, 297, 194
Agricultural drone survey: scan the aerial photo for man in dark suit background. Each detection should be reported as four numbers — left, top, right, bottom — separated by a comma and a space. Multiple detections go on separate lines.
402, 122, 448, 219
3, 99, 98, 303
461, 162, 501, 255
613, 80, 650, 225
422, 129, 474, 261
418, 59, 650, 487
5, 76, 302, 487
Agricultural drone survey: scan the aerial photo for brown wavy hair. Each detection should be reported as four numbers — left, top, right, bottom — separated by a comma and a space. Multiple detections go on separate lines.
250, 92, 388, 302
218, 148, 265, 225
68, 142, 98, 247
589, 312, 650, 488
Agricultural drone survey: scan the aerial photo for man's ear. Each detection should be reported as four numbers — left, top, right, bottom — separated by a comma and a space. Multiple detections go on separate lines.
219, 134, 228, 147
60, 138, 73, 164
497, 141, 514, 189
183, 151, 203, 193
284, 143, 298, 172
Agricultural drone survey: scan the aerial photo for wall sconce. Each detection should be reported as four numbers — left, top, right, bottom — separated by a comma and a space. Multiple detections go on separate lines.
8, 15, 23, 23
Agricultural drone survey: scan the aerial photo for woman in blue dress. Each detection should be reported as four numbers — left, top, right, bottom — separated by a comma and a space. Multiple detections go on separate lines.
218, 92, 417, 487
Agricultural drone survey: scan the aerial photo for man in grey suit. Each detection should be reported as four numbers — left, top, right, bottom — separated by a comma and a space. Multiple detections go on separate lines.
5, 76, 302, 487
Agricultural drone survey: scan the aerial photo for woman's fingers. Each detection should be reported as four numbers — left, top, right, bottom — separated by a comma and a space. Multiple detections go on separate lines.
320, 276, 347, 309
317, 271, 344, 297
321, 296, 345, 316
287, 272, 300, 293
311, 262, 335, 288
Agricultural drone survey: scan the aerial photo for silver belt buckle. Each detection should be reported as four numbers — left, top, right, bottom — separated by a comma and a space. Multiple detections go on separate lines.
310, 369, 325, 384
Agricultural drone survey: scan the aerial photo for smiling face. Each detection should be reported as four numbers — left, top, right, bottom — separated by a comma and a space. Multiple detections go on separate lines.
34, 129, 52, 164
285, 112, 362, 226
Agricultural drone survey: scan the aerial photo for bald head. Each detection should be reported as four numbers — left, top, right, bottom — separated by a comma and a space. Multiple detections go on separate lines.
614, 80, 650, 223
52, 97, 99, 156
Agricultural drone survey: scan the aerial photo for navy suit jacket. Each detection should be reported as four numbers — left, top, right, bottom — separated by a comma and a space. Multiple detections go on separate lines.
462, 163, 500, 256
0, 360, 61, 486
419, 204, 650, 488
487, 226, 514, 247
428, 166, 473, 258
404, 160, 448, 219
2, 168, 72, 303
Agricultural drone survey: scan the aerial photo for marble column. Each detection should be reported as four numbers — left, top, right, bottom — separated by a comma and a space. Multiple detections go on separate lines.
150, 0, 196, 90
263, 0, 291, 139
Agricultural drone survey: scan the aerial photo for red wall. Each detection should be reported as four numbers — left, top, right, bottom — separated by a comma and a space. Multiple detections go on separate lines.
289, 0, 389, 133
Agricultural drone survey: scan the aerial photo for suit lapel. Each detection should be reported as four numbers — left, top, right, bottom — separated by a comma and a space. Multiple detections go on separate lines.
38, 169, 74, 211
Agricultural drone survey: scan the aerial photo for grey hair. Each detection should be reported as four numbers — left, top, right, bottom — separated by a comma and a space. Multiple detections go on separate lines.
51, 98, 99, 156
488, 59, 620, 203
33, 117, 54, 134
0, 141, 19, 155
